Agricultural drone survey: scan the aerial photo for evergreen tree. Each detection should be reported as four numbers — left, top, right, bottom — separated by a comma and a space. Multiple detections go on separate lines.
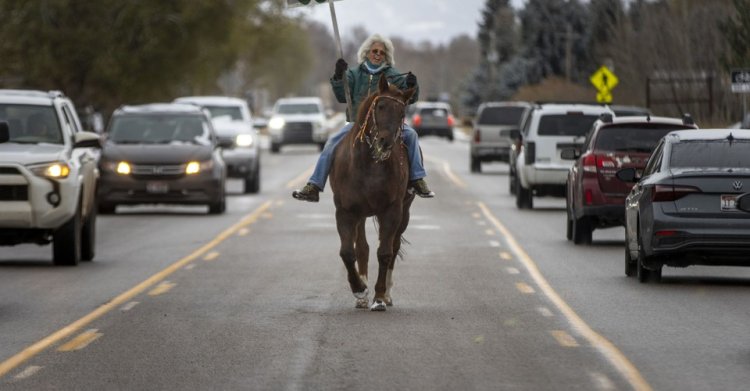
719, 0, 750, 69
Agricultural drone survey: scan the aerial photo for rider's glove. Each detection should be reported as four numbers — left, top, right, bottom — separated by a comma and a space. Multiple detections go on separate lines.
405, 73, 417, 88
334, 58, 348, 80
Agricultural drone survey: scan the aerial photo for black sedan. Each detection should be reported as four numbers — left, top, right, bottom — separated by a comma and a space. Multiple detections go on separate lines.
97, 103, 227, 214
618, 129, 750, 283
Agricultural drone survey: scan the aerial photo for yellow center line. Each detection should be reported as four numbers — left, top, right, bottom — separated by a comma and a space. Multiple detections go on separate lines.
203, 251, 220, 261
477, 201, 652, 391
148, 281, 176, 296
0, 200, 273, 378
550, 330, 579, 347
57, 329, 102, 352
425, 156, 466, 189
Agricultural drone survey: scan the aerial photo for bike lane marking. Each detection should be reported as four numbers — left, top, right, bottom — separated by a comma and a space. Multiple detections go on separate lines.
477, 201, 652, 391
0, 200, 273, 378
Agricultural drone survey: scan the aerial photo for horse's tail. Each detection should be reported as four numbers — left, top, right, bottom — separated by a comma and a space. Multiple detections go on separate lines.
371, 217, 410, 261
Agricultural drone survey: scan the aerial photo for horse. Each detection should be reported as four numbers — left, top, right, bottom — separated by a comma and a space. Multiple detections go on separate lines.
329, 73, 417, 311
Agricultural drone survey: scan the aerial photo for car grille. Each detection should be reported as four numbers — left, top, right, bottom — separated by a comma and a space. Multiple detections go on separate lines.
0, 185, 28, 201
0, 167, 21, 175
283, 122, 314, 143
130, 164, 185, 179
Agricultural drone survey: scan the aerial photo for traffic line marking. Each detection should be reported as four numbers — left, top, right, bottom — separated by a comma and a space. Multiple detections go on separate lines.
13, 365, 42, 380
516, 282, 535, 294
550, 330, 579, 347
425, 156, 466, 188
499, 251, 512, 260
57, 329, 102, 352
489, 240, 501, 247
506, 267, 520, 275
148, 281, 176, 296
203, 251, 220, 261
477, 201, 652, 391
237, 228, 250, 236
589, 371, 616, 390
0, 200, 273, 378
537, 307, 554, 318
184, 263, 196, 270
120, 301, 139, 312
485, 229, 495, 236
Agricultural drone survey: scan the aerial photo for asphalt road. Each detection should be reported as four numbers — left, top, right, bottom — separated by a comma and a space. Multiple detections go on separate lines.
2, 134, 750, 390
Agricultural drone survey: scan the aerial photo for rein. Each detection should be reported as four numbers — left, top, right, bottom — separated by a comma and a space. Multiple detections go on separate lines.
354, 95, 406, 162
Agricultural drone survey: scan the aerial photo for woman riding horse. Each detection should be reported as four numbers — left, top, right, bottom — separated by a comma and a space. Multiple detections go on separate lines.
293, 33, 434, 202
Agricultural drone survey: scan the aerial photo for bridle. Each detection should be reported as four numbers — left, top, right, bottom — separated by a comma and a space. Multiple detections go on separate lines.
354, 95, 406, 162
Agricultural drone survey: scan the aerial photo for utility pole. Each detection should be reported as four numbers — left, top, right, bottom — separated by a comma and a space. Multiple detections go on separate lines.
565, 24, 572, 82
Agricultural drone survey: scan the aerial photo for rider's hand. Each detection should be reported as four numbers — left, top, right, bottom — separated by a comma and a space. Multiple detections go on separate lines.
334, 58, 348, 80
405, 73, 417, 88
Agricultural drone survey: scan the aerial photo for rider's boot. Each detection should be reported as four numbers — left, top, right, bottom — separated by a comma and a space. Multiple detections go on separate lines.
292, 183, 321, 202
409, 178, 435, 198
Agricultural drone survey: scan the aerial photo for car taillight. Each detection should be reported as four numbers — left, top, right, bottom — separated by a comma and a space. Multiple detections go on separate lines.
581, 153, 597, 173
473, 129, 481, 143
412, 114, 422, 127
447, 115, 455, 127
651, 184, 701, 202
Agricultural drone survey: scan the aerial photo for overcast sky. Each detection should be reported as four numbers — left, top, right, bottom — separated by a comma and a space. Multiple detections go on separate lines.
287, 0, 526, 46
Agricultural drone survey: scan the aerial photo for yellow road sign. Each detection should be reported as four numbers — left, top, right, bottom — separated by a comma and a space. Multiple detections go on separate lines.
590, 65, 619, 92
596, 91, 613, 103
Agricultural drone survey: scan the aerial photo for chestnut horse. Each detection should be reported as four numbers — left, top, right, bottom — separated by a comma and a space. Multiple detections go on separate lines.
329, 74, 417, 311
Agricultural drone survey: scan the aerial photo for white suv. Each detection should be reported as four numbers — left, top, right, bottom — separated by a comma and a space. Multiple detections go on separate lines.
174, 96, 261, 193
513, 103, 613, 209
267, 97, 327, 153
0, 89, 101, 265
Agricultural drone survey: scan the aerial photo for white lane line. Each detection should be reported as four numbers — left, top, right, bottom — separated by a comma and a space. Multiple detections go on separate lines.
589, 371, 616, 390
499, 251, 513, 260
184, 263, 196, 270
120, 301, 139, 312
516, 282, 535, 294
537, 307, 554, 318
506, 267, 520, 275
550, 330, 579, 347
13, 365, 42, 380
489, 240, 501, 248
477, 201, 652, 391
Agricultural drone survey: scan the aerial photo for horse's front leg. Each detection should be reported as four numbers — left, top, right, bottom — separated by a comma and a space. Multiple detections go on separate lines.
336, 210, 368, 305
354, 219, 369, 308
371, 206, 403, 311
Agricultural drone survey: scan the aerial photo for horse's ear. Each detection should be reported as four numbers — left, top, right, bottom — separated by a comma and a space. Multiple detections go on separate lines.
402, 87, 416, 104
378, 73, 389, 93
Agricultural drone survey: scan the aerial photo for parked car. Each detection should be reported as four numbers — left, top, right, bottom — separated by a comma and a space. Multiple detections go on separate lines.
267, 97, 328, 153
513, 103, 614, 209
406, 101, 455, 141
470, 101, 531, 173
563, 114, 698, 244
0, 89, 101, 265
174, 96, 260, 194
618, 129, 750, 283
97, 103, 227, 214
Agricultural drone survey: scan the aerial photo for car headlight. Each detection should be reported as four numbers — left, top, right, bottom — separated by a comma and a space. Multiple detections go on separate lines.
185, 160, 213, 175
235, 134, 254, 147
268, 117, 285, 130
116, 161, 131, 175
28, 162, 71, 179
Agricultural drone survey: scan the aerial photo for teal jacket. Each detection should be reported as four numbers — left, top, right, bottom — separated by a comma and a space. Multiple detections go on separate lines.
330, 62, 419, 122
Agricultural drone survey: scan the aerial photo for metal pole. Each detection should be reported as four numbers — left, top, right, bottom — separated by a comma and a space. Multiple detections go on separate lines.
328, 0, 353, 118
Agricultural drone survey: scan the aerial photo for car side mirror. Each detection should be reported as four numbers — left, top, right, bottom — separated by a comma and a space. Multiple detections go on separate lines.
0, 121, 9, 143
560, 148, 578, 160
73, 131, 102, 148
737, 193, 750, 212
616, 167, 639, 182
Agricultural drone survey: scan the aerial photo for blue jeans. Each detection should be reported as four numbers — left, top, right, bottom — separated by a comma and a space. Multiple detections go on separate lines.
308, 123, 427, 190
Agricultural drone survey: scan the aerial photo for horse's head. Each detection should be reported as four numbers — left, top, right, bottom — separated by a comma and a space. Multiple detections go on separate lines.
355, 74, 416, 162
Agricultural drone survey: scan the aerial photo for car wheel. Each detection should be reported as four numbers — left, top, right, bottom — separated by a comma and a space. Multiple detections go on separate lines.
509, 169, 517, 195
572, 216, 592, 245
81, 203, 97, 262
637, 234, 662, 283
470, 156, 481, 173
624, 245, 636, 277
270, 143, 280, 153
446, 133, 454, 142
565, 210, 573, 241
244, 163, 260, 194
53, 200, 82, 266
98, 202, 116, 214
515, 181, 533, 209
208, 194, 226, 214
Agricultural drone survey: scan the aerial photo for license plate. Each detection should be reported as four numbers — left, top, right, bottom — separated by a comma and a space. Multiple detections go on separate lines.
721, 194, 738, 211
146, 181, 169, 194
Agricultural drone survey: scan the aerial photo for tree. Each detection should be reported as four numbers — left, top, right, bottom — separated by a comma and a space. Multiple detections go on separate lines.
719, 0, 750, 69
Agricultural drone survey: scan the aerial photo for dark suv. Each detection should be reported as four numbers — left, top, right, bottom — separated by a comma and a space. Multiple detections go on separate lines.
97, 103, 227, 214
563, 114, 697, 244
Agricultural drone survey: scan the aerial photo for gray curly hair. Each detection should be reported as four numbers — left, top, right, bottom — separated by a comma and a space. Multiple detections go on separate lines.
357, 33, 395, 66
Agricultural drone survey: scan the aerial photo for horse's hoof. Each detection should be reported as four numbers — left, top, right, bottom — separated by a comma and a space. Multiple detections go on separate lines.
384, 297, 393, 307
355, 298, 369, 309
353, 288, 369, 300
370, 299, 387, 311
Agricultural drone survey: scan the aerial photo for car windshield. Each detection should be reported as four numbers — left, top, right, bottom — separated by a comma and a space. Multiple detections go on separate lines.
107, 114, 211, 145
670, 139, 750, 169
477, 106, 525, 125
204, 105, 243, 121
419, 107, 449, 117
275, 103, 320, 115
0, 104, 63, 145
594, 125, 687, 152
538, 114, 599, 137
